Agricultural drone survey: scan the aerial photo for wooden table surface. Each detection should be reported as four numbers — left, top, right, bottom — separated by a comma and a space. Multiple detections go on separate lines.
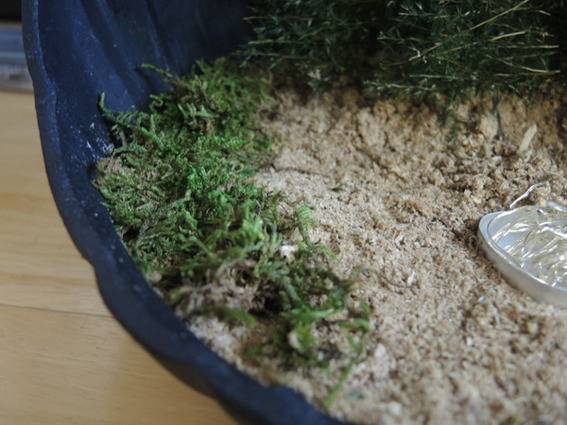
0, 92, 237, 425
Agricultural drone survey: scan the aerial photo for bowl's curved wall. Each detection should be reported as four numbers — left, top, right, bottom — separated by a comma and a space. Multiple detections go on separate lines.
22, 1, 346, 424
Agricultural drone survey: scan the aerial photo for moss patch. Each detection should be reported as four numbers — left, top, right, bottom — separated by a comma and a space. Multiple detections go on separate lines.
95, 60, 369, 393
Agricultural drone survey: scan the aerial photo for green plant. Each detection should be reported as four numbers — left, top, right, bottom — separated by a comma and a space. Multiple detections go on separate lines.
245, 0, 564, 97
96, 60, 369, 399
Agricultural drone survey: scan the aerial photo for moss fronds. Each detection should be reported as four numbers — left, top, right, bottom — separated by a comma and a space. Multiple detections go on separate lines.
95, 59, 368, 388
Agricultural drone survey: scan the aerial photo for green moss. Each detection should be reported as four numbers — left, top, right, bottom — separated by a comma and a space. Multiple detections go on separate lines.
96, 59, 369, 396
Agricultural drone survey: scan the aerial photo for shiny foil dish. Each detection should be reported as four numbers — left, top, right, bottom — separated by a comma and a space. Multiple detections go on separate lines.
479, 201, 567, 307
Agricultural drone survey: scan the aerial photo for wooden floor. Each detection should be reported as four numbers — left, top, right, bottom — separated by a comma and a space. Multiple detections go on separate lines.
0, 92, 237, 425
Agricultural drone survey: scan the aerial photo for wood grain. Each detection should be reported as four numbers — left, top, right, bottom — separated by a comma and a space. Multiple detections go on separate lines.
0, 92, 237, 425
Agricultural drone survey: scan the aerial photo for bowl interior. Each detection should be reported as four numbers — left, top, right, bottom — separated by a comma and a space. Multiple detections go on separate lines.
23, 1, 346, 424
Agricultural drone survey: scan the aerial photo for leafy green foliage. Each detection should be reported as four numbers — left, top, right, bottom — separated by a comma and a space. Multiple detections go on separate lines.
245, 0, 564, 96
244, 0, 386, 87
96, 60, 368, 384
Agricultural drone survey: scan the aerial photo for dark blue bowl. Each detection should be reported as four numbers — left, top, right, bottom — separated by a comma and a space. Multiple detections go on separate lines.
22, 1, 347, 424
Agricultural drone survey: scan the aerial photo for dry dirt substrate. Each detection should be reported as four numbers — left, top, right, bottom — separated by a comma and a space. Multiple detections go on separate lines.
190, 88, 567, 425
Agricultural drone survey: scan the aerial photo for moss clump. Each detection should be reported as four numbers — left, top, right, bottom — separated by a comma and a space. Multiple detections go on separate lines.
96, 60, 369, 391
245, 0, 564, 96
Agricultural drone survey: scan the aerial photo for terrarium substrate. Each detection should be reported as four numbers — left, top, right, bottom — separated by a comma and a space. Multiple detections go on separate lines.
189, 88, 567, 425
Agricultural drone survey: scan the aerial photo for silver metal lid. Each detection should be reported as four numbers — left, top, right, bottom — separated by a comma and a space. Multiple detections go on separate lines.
479, 190, 567, 307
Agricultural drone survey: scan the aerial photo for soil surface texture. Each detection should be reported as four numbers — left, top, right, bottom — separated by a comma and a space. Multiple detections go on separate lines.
190, 88, 567, 425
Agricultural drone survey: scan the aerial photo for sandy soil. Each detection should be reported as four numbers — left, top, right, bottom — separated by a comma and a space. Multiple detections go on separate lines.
191, 88, 567, 425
